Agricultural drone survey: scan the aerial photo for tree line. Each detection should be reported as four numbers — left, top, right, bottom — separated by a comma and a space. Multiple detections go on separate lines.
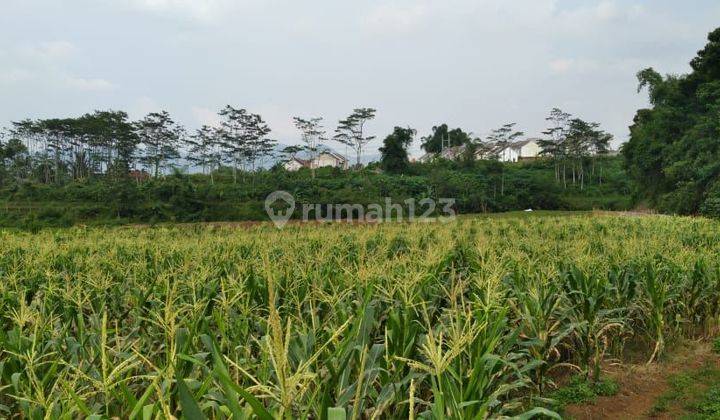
0, 107, 378, 186
1, 99, 617, 192
0, 106, 632, 228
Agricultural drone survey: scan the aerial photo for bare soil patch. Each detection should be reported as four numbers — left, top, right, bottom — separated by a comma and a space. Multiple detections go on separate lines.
564, 341, 720, 419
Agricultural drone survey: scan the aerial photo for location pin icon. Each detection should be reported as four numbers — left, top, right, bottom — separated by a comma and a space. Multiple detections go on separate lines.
265, 190, 295, 228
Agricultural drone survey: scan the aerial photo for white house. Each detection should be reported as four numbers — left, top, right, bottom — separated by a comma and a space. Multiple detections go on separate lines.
418, 139, 542, 163
495, 139, 541, 162
313, 151, 349, 169
283, 151, 349, 171
283, 157, 310, 171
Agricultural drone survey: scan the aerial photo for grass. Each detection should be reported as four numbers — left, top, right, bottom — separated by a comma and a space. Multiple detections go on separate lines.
549, 376, 619, 409
690, 387, 720, 418
651, 363, 720, 418
0, 213, 719, 418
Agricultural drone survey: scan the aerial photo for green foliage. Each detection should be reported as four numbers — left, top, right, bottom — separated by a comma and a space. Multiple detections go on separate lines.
713, 338, 720, 354
691, 387, 720, 418
652, 362, 720, 417
379, 126, 414, 174
327, 407, 346, 420
593, 377, 620, 397
0, 156, 632, 228
624, 27, 720, 215
0, 214, 718, 417
549, 376, 619, 410
332, 108, 376, 167
420, 123, 472, 153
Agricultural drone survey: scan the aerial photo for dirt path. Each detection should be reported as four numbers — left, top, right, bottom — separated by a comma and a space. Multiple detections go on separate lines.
564, 341, 720, 419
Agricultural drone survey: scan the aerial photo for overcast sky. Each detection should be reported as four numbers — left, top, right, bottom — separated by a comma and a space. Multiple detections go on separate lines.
1, 0, 719, 156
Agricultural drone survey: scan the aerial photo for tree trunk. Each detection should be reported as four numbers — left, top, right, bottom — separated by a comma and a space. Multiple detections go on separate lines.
311, 147, 316, 178
233, 157, 238, 184
501, 169, 505, 196
54, 150, 60, 184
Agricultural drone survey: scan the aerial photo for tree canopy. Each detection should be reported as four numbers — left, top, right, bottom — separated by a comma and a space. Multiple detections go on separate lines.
623, 27, 720, 215
420, 124, 472, 154
379, 126, 415, 174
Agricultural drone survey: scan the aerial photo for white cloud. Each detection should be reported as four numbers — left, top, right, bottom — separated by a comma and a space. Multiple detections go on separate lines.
191, 106, 221, 127
361, 0, 558, 35
65, 77, 116, 91
118, 0, 247, 22
21, 41, 77, 61
595, 1, 644, 21
549, 58, 603, 75
0, 69, 34, 84
549, 57, 642, 75
363, 2, 431, 33
254, 104, 297, 141
549, 58, 574, 73
130, 96, 161, 118
0, 41, 116, 92
595, 1, 619, 20
556, 0, 645, 28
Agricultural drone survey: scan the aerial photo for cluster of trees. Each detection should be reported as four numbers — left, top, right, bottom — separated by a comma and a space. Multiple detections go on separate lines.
623, 27, 720, 216
1, 111, 139, 185
376, 116, 615, 211
379, 127, 416, 173
537, 109, 613, 190
0, 107, 378, 187
0, 108, 276, 186
420, 124, 473, 153
393, 112, 613, 192
281, 108, 378, 177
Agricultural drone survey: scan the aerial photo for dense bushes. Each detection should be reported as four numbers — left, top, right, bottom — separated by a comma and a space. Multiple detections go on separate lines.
0, 156, 631, 227
623, 28, 720, 216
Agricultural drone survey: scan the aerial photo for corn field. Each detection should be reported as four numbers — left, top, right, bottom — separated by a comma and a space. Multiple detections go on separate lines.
1, 214, 719, 419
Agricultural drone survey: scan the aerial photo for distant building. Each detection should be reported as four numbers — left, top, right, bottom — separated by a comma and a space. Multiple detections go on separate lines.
418, 145, 466, 162
493, 139, 542, 162
129, 169, 151, 182
418, 138, 542, 163
283, 157, 310, 171
283, 151, 349, 171
417, 152, 435, 163
314, 151, 349, 169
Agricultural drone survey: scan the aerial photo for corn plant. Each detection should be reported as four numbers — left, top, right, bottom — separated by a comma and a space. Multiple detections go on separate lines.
0, 214, 718, 417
